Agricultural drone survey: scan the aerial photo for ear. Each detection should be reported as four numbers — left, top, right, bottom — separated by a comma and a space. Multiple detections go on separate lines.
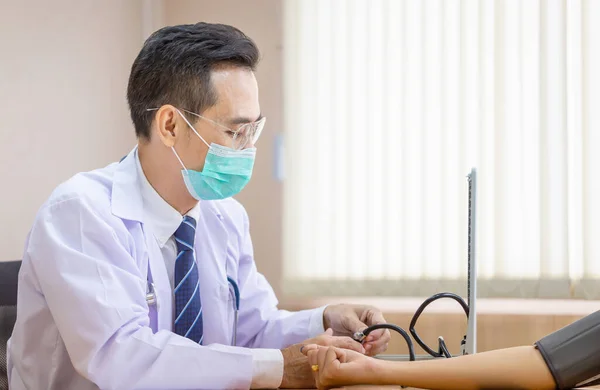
153, 105, 180, 148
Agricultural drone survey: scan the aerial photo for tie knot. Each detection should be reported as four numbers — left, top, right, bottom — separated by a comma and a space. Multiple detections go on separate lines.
174, 216, 197, 251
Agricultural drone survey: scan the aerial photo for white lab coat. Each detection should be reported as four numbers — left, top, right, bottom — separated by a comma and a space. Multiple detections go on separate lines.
7, 148, 324, 390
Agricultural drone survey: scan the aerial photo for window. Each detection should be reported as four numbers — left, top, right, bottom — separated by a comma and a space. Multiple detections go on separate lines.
282, 0, 600, 298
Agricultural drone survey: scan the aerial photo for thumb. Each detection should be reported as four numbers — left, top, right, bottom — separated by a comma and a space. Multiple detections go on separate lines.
331, 346, 350, 364
324, 328, 334, 336
365, 312, 388, 340
343, 315, 369, 335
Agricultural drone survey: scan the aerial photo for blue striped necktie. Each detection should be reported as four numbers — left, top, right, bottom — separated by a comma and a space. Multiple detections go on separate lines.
173, 215, 203, 344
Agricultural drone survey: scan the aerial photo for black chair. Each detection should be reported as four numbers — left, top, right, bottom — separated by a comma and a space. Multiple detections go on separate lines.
0, 260, 21, 390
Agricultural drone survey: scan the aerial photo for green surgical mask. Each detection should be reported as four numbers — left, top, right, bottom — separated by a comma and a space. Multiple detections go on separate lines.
172, 108, 256, 200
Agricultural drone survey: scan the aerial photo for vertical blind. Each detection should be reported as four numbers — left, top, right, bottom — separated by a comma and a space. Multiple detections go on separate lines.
282, 0, 600, 298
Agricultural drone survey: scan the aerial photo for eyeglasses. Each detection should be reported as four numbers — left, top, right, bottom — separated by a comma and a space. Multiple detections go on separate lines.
147, 107, 266, 150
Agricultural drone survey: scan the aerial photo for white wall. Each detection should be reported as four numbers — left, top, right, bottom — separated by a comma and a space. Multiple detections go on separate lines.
0, 0, 285, 296
0, 0, 142, 260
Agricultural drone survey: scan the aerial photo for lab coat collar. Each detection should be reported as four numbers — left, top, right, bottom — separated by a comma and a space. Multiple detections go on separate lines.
111, 145, 224, 224
134, 149, 201, 247
111, 146, 145, 223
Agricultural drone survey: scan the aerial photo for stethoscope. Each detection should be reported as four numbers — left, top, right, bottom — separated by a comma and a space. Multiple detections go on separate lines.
227, 276, 241, 346
145, 276, 241, 346
352, 292, 470, 361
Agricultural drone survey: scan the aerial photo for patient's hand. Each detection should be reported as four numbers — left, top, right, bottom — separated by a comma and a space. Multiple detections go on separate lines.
302, 344, 382, 389
280, 329, 366, 388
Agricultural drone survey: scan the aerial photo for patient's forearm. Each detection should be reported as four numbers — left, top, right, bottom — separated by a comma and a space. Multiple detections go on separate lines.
377, 346, 555, 389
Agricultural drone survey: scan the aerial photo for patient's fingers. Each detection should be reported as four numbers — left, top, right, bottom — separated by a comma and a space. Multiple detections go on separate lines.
301, 344, 319, 356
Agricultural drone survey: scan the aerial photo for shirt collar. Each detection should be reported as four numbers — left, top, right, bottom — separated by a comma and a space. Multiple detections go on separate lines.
135, 148, 201, 247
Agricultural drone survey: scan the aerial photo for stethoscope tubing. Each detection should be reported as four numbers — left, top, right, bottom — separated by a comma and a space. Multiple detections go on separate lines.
354, 292, 470, 361
227, 276, 240, 346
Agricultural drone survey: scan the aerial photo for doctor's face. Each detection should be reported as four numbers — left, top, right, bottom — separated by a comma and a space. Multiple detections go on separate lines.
173, 65, 262, 173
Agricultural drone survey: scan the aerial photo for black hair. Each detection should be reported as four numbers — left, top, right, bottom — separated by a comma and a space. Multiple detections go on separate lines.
126, 22, 260, 140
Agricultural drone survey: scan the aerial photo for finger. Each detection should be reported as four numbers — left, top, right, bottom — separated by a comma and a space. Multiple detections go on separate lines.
318, 347, 346, 387
369, 310, 388, 325
364, 328, 386, 342
365, 330, 391, 355
307, 349, 321, 385
365, 341, 387, 356
329, 346, 349, 364
342, 315, 370, 336
317, 344, 332, 367
301, 344, 319, 356
365, 329, 392, 345
374, 342, 390, 356
312, 346, 330, 388
364, 311, 389, 342
307, 349, 319, 366
324, 328, 334, 336
365, 340, 389, 356
330, 336, 366, 354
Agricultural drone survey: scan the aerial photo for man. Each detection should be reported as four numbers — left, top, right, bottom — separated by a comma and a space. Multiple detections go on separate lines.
7, 22, 390, 389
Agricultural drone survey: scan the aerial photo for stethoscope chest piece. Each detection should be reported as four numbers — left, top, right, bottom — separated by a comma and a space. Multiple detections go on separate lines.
146, 281, 158, 308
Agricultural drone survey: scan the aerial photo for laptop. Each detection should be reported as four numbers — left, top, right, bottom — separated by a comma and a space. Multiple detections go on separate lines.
377, 168, 478, 361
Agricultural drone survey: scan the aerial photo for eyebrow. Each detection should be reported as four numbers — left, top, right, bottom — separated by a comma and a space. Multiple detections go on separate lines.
229, 113, 264, 126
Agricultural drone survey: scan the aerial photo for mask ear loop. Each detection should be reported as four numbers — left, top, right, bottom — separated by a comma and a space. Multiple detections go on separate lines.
170, 108, 213, 171
171, 147, 189, 172
174, 108, 211, 149
145, 107, 212, 149
146, 107, 212, 166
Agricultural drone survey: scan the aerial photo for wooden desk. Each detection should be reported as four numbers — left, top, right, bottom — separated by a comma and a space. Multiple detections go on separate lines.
288, 386, 600, 389
286, 385, 600, 390
288, 387, 600, 390
289, 387, 404, 389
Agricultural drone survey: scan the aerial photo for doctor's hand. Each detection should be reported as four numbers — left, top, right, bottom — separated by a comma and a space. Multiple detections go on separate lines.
279, 328, 365, 389
323, 304, 391, 356
302, 344, 382, 389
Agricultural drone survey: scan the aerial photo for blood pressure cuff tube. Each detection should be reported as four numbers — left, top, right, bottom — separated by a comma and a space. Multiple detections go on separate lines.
534, 310, 600, 389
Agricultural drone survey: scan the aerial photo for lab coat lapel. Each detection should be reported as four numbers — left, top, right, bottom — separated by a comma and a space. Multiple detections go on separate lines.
111, 147, 143, 223
142, 223, 172, 330
111, 147, 172, 331
197, 201, 228, 283
196, 201, 232, 344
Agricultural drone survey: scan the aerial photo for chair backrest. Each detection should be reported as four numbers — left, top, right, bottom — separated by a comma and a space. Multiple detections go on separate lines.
0, 260, 21, 390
